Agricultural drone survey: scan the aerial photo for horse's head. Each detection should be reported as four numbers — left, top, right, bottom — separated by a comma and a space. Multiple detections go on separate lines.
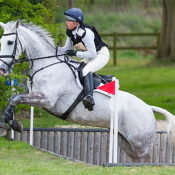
0, 18, 24, 76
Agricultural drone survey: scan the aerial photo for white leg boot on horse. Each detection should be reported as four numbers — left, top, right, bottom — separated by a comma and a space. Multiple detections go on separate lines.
82, 72, 95, 111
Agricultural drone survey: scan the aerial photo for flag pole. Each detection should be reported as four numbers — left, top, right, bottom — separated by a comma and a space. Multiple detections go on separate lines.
97, 77, 119, 163
113, 79, 119, 163
109, 110, 114, 163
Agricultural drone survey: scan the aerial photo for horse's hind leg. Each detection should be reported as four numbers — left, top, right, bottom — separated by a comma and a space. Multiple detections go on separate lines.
118, 132, 153, 163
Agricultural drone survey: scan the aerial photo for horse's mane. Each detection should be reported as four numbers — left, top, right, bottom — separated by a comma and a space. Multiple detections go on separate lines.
6, 21, 55, 48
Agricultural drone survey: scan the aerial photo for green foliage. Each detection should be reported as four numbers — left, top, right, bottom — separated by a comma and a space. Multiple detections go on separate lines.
27, 0, 52, 7
0, 0, 65, 112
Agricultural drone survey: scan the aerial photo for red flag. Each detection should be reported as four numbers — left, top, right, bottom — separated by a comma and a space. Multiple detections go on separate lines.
97, 81, 115, 95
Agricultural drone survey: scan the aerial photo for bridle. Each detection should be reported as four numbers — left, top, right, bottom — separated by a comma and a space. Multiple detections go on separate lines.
0, 31, 23, 71
0, 30, 80, 89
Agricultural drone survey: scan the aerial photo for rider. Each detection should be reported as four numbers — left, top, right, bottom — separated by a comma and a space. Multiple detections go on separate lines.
61, 8, 109, 111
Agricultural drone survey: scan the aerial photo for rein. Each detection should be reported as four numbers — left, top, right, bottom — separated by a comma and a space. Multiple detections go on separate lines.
0, 31, 80, 89
21, 53, 79, 89
0, 30, 84, 120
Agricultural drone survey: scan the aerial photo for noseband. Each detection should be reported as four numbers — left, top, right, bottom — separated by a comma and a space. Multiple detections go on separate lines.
0, 31, 23, 70
0, 30, 78, 90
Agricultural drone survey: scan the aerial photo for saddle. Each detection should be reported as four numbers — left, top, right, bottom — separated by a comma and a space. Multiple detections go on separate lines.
43, 62, 114, 120
76, 62, 114, 89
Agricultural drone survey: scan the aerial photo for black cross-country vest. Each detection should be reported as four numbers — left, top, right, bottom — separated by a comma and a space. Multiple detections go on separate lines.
66, 23, 108, 51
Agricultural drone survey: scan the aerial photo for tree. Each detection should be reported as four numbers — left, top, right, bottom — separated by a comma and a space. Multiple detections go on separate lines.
157, 0, 175, 62
67, 0, 73, 9
0, 0, 65, 110
144, 0, 150, 9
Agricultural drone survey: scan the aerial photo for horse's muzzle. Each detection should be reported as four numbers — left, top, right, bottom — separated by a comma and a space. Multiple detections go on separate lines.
0, 64, 9, 76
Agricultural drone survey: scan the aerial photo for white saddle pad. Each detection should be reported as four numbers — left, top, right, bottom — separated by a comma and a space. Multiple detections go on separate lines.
75, 71, 112, 97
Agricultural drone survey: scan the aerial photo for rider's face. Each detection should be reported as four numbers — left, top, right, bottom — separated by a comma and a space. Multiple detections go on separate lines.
66, 20, 79, 30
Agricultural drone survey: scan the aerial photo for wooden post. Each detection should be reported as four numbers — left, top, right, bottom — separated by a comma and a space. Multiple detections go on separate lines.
160, 133, 167, 163
41, 131, 48, 150
34, 131, 41, 148
80, 132, 88, 162
60, 132, 68, 157
93, 132, 101, 165
87, 132, 94, 164
67, 132, 74, 158
74, 132, 81, 160
157, 32, 161, 55
54, 131, 61, 154
113, 32, 117, 66
100, 132, 108, 165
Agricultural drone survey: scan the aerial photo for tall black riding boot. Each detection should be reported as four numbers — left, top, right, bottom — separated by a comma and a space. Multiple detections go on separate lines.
82, 72, 95, 111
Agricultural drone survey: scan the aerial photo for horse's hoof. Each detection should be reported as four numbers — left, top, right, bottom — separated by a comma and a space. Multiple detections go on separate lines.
88, 106, 93, 111
10, 120, 23, 133
0, 122, 7, 136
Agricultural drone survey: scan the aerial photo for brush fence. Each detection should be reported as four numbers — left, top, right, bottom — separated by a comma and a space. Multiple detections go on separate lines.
7, 128, 174, 166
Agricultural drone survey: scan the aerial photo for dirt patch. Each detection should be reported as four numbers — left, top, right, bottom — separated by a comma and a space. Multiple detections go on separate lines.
157, 120, 167, 131
55, 121, 167, 131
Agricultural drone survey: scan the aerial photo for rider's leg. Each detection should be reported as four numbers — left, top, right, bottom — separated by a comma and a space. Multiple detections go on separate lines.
82, 47, 109, 111
82, 72, 95, 111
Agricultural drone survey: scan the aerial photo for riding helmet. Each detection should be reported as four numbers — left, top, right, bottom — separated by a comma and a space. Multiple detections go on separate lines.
64, 8, 84, 23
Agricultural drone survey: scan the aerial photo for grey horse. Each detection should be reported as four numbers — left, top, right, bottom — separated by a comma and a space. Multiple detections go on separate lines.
0, 19, 175, 163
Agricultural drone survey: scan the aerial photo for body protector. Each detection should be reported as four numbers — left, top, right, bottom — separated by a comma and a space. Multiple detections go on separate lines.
66, 23, 108, 52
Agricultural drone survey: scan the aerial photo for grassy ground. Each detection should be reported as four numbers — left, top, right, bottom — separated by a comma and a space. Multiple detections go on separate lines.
1, 137, 175, 175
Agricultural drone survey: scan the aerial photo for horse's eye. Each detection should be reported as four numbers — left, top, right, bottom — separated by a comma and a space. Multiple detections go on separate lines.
8, 40, 14, 45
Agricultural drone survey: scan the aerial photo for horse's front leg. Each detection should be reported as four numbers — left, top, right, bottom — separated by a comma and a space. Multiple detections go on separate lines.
0, 92, 51, 136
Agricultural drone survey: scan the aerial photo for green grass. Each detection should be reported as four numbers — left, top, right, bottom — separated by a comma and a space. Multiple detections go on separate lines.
1, 137, 175, 175
19, 108, 74, 128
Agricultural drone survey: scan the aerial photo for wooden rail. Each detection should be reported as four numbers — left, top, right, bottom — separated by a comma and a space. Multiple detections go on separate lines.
7, 129, 173, 166
100, 32, 161, 66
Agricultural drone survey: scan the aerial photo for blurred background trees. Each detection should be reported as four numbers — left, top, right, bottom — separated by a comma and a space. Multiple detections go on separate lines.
157, 0, 175, 62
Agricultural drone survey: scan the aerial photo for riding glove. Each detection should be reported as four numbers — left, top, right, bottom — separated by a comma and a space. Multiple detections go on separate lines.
66, 50, 77, 56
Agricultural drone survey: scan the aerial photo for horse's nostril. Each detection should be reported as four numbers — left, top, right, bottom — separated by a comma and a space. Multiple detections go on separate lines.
0, 68, 6, 73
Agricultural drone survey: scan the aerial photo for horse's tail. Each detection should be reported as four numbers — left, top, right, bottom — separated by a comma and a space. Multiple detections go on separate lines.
151, 106, 175, 141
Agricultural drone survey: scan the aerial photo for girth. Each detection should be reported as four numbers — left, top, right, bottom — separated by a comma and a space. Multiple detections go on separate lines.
43, 63, 114, 120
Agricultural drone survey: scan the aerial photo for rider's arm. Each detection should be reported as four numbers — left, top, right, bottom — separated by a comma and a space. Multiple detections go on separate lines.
76, 28, 97, 59
60, 36, 73, 53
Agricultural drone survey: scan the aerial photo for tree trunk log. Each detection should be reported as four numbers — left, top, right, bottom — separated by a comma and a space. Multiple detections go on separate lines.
157, 0, 175, 61
68, 0, 73, 9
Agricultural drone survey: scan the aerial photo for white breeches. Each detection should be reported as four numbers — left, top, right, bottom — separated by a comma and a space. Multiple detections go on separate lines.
82, 46, 109, 76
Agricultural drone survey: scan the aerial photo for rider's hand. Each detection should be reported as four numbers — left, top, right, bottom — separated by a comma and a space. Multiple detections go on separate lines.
66, 50, 77, 56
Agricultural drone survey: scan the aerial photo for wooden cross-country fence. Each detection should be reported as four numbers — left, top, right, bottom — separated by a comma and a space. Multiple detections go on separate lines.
6, 128, 174, 166
101, 32, 160, 66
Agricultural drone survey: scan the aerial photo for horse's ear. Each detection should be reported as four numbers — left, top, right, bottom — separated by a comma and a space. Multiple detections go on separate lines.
16, 18, 20, 29
0, 22, 6, 30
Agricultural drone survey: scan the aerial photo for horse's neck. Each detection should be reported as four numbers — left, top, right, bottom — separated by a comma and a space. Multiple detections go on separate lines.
24, 35, 55, 61
20, 26, 56, 72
